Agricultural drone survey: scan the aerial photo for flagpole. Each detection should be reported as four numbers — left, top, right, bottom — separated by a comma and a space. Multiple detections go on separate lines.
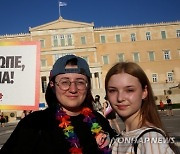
59, 3, 61, 17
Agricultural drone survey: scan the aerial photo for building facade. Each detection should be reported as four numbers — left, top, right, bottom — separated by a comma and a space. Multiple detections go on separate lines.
1, 17, 180, 107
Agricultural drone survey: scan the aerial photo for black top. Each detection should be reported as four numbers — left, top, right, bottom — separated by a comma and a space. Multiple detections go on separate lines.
167, 98, 172, 106
0, 108, 116, 154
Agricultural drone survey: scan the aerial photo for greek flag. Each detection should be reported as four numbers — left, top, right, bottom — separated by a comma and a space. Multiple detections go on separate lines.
59, 1, 67, 7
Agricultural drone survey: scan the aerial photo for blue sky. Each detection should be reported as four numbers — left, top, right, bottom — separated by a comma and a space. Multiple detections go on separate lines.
0, 0, 180, 35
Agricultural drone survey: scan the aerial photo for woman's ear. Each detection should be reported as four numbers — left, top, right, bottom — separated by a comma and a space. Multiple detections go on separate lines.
50, 81, 54, 88
49, 81, 56, 93
142, 85, 148, 99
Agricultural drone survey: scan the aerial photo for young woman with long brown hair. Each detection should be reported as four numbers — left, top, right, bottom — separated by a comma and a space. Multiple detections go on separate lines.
105, 62, 178, 154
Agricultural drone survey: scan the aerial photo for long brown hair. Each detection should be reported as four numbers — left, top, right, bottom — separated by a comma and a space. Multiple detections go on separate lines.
105, 62, 163, 129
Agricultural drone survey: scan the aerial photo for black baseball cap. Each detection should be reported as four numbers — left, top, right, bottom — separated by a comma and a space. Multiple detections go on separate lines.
50, 55, 91, 78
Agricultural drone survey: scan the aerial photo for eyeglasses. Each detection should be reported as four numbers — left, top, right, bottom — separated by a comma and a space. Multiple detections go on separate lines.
55, 79, 88, 90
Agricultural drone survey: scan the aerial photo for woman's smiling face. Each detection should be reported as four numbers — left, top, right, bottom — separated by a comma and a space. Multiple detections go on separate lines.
107, 73, 147, 119
52, 73, 88, 116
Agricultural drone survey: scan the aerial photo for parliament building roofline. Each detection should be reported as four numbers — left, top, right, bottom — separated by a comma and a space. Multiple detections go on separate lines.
0, 20, 179, 38
94, 20, 180, 31
29, 17, 94, 32
0, 32, 30, 38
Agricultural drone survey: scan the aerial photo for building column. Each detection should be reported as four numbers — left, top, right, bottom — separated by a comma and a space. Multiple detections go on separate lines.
91, 73, 96, 89
98, 72, 103, 88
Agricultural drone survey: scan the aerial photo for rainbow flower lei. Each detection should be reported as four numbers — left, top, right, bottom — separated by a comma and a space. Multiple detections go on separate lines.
56, 107, 111, 154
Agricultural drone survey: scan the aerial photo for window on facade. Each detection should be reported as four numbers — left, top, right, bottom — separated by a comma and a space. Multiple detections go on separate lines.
148, 51, 155, 61
41, 76, 47, 93
60, 35, 65, 46
146, 32, 151, 40
163, 50, 171, 60
131, 33, 136, 42
100, 35, 106, 43
161, 31, 166, 39
152, 73, 158, 83
167, 72, 173, 82
54, 54, 61, 61
118, 53, 124, 62
53, 35, 58, 47
54, 53, 74, 62
102, 55, 109, 64
67, 34, 72, 46
41, 59, 47, 67
176, 30, 180, 38
133, 52, 140, 62
40, 39, 45, 48
115, 34, 121, 42
81, 36, 86, 45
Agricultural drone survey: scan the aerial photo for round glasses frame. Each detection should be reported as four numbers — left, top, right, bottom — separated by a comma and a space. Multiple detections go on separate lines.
55, 79, 88, 91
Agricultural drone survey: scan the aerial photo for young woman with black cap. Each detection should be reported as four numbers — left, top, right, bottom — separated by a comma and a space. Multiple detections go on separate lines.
0, 55, 116, 154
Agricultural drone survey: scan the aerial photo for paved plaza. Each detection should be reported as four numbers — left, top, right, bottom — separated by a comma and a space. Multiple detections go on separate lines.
0, 109, 180, 150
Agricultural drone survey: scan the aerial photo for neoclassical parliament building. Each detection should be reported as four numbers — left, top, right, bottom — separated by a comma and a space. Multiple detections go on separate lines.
1, 17, 180, 105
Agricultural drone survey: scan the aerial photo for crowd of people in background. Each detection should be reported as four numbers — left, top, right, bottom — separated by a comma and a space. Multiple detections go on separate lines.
158, 96, 174, 116
21, 110, 33, 119
92, 95, 121, 133
103, 96, 121, 133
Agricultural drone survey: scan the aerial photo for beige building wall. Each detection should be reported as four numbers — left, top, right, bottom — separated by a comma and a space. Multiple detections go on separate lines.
0, 18, 180, 108
94, 22, 180, 104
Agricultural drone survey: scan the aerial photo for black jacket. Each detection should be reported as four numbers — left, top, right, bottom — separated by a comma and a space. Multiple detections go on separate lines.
0, 108, 116, 154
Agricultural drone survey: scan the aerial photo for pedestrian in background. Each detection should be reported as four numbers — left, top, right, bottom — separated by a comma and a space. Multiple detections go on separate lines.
0, 55, 116, 154
0, 112, 6, 127
21, 110, 32, 119
159, 99, 165, 111
166, 96, 174, 116
159, 99, 165, 115
93, 94, 103, 114
105, 62, 178, 154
